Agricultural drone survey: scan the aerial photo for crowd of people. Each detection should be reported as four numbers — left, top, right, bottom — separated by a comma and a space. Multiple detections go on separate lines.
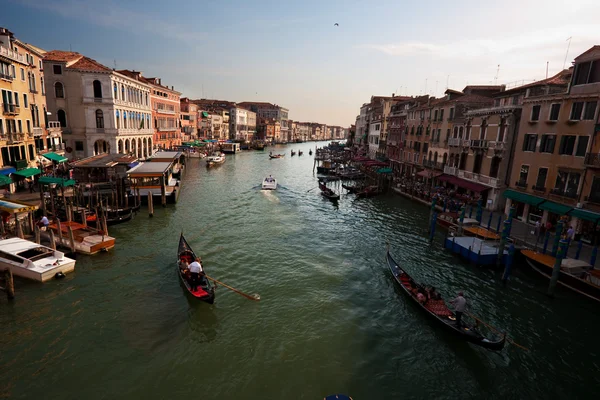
396, 177, 481, 212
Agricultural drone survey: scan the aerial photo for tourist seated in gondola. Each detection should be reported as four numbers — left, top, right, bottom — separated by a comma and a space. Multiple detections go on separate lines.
416, 288, 427, 304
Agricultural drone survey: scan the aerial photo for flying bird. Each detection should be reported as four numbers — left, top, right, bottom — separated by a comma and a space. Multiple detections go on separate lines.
334, 23, 339, 26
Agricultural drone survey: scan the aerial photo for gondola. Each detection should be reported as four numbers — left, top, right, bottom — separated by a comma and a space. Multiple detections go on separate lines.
298, 151, 303, 156
309, 150, 313, 156
355, 186, 379, 198
342, 183, 363, 194
386, 250, 505, 351
291, 151, 296, 156
177, 233, 215, 304
269, 154, 285, 159
319, 182, 340, 201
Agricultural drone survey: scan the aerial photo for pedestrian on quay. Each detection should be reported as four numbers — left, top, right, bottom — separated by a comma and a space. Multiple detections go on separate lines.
450, 291, 467, 328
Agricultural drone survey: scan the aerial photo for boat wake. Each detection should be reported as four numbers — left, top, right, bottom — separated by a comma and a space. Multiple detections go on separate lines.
262, 190, 280, 203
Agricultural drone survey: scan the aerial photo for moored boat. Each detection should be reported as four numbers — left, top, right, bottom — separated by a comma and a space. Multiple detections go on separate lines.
386, 250, 506, 351
341, 183, 364, 194
43, 221, 116, 255
319, 182, 340, 201
521, 249, 600, 302
0, 237, 76, 282
177, 233, 215, 304
262, 176, 277, 190
206, 152, 225, 167
356, 185, 379, 199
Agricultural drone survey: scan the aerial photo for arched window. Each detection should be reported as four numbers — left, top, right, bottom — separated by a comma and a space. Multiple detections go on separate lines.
55, 82, 64, 98
57, 109, 67, 127
95, 109, 104, 129
121, 85, 125, 100
123, 111, 127, 128
93, 80, 102, 98
145, 92, 148, 105
113, 83, 118, 99
116, 110, 120, 129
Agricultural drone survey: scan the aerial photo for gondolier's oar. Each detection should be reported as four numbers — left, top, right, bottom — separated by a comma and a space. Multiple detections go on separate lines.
307, 187, 317, 193
205, 275, 260, 301
466, 312, 529, 351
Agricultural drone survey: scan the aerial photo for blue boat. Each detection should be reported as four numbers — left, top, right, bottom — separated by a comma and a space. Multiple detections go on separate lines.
444, 235, 508, 266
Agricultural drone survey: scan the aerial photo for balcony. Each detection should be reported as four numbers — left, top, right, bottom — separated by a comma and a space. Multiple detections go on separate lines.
423, 160, 444, 170
458, 170, 502, 188
48, 121, 62, 131
158, 126, 177, 131
487, 141, 505, 151
470, 139, 488, 148
444, 166, 458, 175
155, 108, 176, 115
2, 103, 19, 115
33, 127, 43, 137
550, 188, 578, 199
30, 88, 38, 94
515, 180, 528, 189
0, 46, 26, 63
448, 138, 461, 147
532, 185, 546, 193
9, 133, 26, 143
0, 72, 13, 81
585, 153, 600, 168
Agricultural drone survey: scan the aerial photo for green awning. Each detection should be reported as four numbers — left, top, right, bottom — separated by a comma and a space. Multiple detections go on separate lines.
38, 176, 76, 187
539, 200, 572, 216
0, 175, 12, 186
202, 112, 209, 118
42, 152, 68, 163
12, 168, 41, 178
377, 167, 393, 174
568, 208, 600, 224
503, 189, 545, 206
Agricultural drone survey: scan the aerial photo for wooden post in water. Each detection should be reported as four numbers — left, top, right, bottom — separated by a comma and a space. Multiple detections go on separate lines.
0, 217, 5, 237
124, 189, 129, 208
548, 239, 569, 297
66, 204, 72, 222
56, 219, 63, 242
67, 226, 76, 254
147, 192, 154, 217
160, 176, 166, 207
40, 184, 47, 215
28, 212, 34, 234
49, 229, 56, 250
35, 225, 41, 244
81, 209, 87, 227
102, 215, 108, 236
4, 269, 15, 300
136, 188, 141, 208
49, 189, 56, 219
15, 216, 23, 239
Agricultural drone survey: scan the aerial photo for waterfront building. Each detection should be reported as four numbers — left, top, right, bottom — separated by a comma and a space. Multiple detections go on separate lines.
230, 106, 257, 141
297, 122, 311, 142
506, 47, 600, 241
42, 52, 152, 160
180, 97, 197, 140
1, 27, 63, 178
237, 101, 289, 140
256, 117, 280, 142
387, 99, 412, 178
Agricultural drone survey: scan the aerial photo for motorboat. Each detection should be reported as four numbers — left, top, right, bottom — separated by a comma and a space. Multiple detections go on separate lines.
262, 176, 277, 190
206, 152, 225, 167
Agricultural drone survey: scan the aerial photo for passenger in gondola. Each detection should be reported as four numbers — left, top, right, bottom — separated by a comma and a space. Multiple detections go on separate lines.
188, 257, 204, 291
416, 288, 427, 304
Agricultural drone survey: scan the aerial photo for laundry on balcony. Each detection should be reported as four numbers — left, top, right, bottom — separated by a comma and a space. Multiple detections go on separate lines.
0, 167, 16, 176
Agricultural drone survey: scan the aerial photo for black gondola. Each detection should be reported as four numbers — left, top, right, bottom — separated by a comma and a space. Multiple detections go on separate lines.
341, 183, 363, 194
177, 233, 215, 304
386, 251, 505, 351
319, 182, 340, 201
291, 150, 296, 156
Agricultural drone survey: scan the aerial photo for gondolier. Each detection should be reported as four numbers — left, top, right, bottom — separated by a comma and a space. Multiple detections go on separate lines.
188, 258, 204, 292
450, 292, 467, 328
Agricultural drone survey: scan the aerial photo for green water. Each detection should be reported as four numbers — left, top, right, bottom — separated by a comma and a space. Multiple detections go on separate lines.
1, 141, 599, 400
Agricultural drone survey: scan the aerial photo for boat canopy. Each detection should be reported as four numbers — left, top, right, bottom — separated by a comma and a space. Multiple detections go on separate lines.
0, 198, 39, 214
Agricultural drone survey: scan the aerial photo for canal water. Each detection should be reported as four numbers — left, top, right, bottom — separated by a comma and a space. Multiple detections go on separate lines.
1, 141, 599, 400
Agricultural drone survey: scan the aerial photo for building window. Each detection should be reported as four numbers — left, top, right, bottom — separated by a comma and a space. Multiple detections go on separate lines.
549, 104, 561, 121
539, 134, 556, 153
55, 82, 64, 98
570, 102, 584, 120
14, 92, 19, 107
590, 177, 600, 203
531, 105, 541, 121
121, 85, 125, 100
583, 101, 597, 120
41, 77, 44, 95
53, 65, 62, 74
113, 83, 118, 99
519, 165, 529, 185
75, 141, 84, 151
523, 134, 537, 152
93, 80, 102, 98
535, 168, 548, 190
17, 120, 22, 133
57, 109, 67, 127
95, 109, 104, 129
20, 68, 25, 81
26, 120, 31, 133
449, 108, 455, 120
575, 136, 589, 157
434, 110, 438, 121
23, 94, 28, 108
440, 109, 444, 121
573, 61, 600, 85
554, 171, 581, 197
558, 135, 576, 155
116, 110, 120, 129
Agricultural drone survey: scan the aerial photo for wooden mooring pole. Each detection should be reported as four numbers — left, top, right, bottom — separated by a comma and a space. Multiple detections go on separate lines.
49, 229, 56, 250
147, 192, 154, 217
3, 269, 15, 300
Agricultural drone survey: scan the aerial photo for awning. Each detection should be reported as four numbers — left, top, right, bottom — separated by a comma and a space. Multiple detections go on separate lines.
503, 189, 546, 207
377, 168, 393, 174
539, 200, 572, 216
0, 175, 12, 186
128, 161, 140, 168
38, 176, 76, 187
12, 168, 41, 178
568, 208, 600, 224
439, 175, 489, 192
42, 152, 68, 163
417, 170, 443, 178
0, 167, 16, 176
0, 199, 38, 214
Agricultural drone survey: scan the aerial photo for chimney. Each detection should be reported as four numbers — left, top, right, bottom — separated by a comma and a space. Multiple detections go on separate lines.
158, 78, 161, 85
392, 93, 395, 97
171, 85, 174, 90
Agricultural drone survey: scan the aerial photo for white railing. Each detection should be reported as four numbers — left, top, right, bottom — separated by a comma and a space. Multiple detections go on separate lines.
48, 121, 62, 130
155, 108, 176, 115
487, 141, 505, 150
0, 46, 26, 63
457, 170, 501, 188
462, 139, 470, 147
33, 127, 43, 136
448, 138, 461, 146
444, 166, 457, 175
470, 139, 488, 148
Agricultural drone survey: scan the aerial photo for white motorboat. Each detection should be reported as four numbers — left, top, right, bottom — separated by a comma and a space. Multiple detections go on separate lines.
206, 152, 225, 167
0, 237, 76, 282
262, 176, 277, 190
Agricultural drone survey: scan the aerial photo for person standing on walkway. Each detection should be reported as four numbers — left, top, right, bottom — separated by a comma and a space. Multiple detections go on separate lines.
450, 291, 467, 328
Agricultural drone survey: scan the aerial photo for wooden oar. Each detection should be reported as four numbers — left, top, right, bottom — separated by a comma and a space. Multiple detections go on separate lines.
205, 275, 260, 301
466, 312, 529, 351
307, 187, 317, 193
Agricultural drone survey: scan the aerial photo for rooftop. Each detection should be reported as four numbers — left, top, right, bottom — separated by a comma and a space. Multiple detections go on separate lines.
70, 153, 138, 168
127, 162, 172, 176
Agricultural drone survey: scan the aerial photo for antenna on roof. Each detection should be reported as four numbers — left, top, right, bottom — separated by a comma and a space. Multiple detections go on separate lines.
494, 64, 500, 84
563, 37, 572, 70
114, 59, 117, 70
546, 61, 549, 79
69, 44, 72, 52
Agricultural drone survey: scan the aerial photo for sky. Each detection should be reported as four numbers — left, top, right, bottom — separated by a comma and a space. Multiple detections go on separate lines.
2, 0, 600, 126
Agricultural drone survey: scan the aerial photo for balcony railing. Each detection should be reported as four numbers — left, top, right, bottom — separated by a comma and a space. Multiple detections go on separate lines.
470, 139, 488, 148
532, 185, 546, 192
462, 139, 471, 147
48, 121, 62, 130
33, 127, 43, 136
584, 153, 600, 167
155, 108, 176, 115
515, 180, 528, 189
488, 141, 505, 151
444, 166, 458, 175
458, 170, 501, 188
2, 103, 19, 115
448, 138, 461, 147
0, 72, 13, 81
550, 188, 578, 199
158, 126, 177, 131
0, 46, 26, 63
30, 88, 38, 94
9, 133, 26, 143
